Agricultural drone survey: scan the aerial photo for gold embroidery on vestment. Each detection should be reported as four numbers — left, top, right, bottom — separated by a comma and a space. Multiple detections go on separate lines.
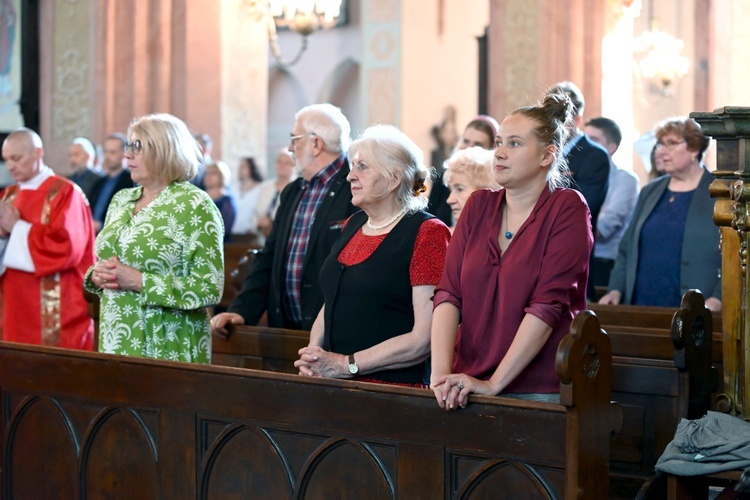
38, 179, 65, 345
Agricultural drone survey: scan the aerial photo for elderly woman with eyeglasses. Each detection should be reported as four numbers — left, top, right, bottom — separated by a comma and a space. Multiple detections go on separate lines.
84, 113, 225, 363
294, 125, 451, 386
599, 117, 721, 311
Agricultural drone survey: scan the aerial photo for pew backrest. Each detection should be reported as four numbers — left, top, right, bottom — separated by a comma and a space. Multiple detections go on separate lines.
0, 311, 620, 499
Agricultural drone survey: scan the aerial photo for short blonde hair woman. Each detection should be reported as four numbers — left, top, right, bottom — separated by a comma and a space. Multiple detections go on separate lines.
443, 146, 500, 228
85, 113, 225, 363
127, 113, 201, 184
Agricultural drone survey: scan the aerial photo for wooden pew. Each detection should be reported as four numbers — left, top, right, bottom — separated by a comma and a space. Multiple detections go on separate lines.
0, 312, 621, 499
219, 242, 260, 310
213, 297, 717, 499
588, 294, 719, 498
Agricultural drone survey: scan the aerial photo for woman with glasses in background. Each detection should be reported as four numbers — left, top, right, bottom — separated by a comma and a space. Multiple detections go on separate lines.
85, 113, 225, 363
599, 117, 721, 311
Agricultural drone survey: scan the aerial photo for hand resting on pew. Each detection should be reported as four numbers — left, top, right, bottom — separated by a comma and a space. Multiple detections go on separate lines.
431, 312, 554, 410
294, 287, 434, 383
598, 289, 621, 305
210, 312, 246, 338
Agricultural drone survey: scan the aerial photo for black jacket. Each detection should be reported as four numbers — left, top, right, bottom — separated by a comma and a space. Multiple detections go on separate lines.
229, 157, 356, 330
89, 169, 135, 224
566, 134, 610, 231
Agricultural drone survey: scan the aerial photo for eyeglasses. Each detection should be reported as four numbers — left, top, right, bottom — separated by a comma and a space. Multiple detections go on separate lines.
289, 132, 316, 147
125, 140, 142, 155
655, 139, 686, 151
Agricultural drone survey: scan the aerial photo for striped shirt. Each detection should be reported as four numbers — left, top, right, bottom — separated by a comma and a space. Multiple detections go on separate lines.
283, 156, 346, 324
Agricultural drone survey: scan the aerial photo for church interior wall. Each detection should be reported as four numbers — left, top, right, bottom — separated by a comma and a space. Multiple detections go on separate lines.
3, 0, 750, 186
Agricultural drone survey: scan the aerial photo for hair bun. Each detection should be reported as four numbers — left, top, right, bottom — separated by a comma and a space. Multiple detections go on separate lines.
542, 92, 574, 126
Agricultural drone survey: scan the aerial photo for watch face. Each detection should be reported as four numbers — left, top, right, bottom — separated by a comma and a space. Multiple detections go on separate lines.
348, 364, 358, 374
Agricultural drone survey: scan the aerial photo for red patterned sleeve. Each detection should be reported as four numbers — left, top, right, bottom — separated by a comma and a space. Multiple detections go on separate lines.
410, 218, 451, 286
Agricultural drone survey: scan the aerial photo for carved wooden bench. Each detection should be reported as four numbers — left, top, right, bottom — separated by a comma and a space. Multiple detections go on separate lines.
0, 311, 620, 499
214, 295, 717, 498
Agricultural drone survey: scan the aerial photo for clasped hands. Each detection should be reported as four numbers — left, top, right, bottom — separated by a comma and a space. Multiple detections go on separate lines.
0, 202, 20, 237
91, 256, 142, 292
430, 373, 496, 411
295, 346, 350, 379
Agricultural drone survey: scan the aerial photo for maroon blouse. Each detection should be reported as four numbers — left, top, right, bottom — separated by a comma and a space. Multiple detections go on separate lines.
433, 187, 593, 394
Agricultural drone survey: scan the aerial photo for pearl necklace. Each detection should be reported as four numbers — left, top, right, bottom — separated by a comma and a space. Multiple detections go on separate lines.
366, 207, 407, 231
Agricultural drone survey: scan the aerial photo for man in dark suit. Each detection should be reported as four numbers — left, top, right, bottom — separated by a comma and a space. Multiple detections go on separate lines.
67, 137, 104, 204
211, 104, 356, 333
547, 81, 610, 230
89, 133, 134, 232
548, 82, 610, 300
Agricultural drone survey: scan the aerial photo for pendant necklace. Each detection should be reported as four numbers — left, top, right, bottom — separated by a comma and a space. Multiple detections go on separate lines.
503, 202, 528, 239
367, 207, 407, 231
504, 203, 514, 239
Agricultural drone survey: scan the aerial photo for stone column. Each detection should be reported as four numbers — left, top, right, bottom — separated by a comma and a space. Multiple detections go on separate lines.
360, 0, 401, 127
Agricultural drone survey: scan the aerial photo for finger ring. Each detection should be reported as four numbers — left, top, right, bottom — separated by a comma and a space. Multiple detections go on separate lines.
457, 382, 464, 391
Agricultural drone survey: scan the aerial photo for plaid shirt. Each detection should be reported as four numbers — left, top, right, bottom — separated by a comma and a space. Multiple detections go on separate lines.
283, 156, 346, 325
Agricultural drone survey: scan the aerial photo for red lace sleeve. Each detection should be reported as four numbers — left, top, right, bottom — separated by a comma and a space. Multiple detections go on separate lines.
410, 218, 451, 286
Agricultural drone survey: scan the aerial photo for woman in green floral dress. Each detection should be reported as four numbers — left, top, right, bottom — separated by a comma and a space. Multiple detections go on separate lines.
85, 113, 224, 363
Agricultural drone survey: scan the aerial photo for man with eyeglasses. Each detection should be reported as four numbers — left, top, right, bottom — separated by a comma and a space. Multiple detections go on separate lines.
211, 103, 356, 334
0, 127, 96, 349
89, 132, 134, 233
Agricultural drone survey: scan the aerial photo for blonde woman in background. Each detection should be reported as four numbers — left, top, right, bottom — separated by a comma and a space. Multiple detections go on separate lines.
443, 146, 500, 231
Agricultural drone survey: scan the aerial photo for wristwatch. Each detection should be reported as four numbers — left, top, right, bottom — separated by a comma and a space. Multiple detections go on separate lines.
348, 354, 359, 375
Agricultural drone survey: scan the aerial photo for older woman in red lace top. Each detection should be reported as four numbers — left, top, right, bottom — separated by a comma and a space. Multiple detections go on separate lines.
294, 125, 451, 385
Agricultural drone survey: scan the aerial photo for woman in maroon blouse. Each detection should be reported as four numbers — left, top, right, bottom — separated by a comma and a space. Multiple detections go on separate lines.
431, 93, 593, 409
295, 125, 451, 385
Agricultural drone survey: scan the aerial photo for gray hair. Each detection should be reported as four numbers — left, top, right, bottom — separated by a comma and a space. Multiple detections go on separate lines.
443, 146, 498, 189
295, 103, 351, 154
72, 137, 96, 160
348, 125, 429, 214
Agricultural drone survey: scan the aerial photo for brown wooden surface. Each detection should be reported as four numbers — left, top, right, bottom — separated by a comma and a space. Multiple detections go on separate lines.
220, 242, 260, 309
216, 303, 717, 498
595, 297, 717, 498
0, 312, 619, 499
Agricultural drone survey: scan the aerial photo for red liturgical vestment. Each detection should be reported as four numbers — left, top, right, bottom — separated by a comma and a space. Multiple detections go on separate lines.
0, 175, 95, 349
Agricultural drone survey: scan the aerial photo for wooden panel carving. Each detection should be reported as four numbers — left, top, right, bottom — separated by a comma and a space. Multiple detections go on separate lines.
6, 396, 78, 499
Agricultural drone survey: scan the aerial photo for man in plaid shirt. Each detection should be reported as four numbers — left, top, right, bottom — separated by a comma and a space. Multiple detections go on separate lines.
212, 104, 356, 333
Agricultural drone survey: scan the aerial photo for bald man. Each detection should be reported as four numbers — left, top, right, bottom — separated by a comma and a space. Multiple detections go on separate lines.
0, 127, 95, 349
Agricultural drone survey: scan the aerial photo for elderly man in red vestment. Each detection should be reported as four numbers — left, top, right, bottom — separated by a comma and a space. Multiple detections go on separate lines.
0, 127, 95, 349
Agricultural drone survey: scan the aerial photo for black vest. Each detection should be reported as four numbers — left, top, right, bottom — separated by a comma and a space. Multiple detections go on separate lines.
320, 210, 433, 383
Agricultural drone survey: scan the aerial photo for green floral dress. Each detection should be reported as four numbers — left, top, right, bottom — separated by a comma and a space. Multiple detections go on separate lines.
85, 182, 224, 363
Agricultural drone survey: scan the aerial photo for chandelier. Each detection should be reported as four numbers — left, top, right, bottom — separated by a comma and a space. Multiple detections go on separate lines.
632, 2, 689, 96
263, 0, 344, 67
